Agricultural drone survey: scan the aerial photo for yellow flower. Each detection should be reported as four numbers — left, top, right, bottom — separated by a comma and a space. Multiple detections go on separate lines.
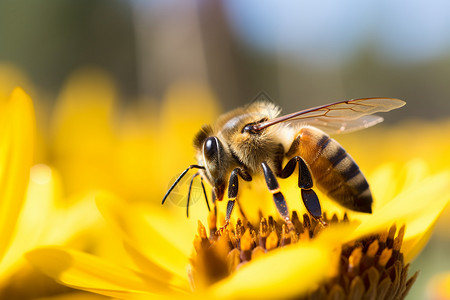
3, 67, 447, 298
0, 88, 107, 299
26, 161, 450, 299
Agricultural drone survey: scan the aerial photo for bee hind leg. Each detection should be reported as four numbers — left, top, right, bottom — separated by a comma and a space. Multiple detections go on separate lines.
261, 162, 295, 231
278, 156, 326, 226
217, 168, 252, 235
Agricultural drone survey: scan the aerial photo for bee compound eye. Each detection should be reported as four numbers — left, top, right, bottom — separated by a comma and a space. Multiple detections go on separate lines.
242, 123, 259, 134
242, 124, 253, 133
204, 137, 218, 159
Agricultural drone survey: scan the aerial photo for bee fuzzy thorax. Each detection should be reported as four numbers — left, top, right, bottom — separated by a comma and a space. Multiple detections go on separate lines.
194, 101, 285, 178
228, 126, 284, 173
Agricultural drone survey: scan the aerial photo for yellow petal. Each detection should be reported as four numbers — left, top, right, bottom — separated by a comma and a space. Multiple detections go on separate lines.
0, 64, 36, 101
26, 247, 186, 299
115, 106, 160, 200
50, 68, 117, 195
158, 81, 220, 199
0, 163, 107, 285
401, 159, 430, 190
0, 164, 59, 279
33, 291, 113, 300
400, 178, 450, 261
0, 88, 35, 261
350, 171, 450, 261
210, 246, 329, 299
96, 193, 195, 280
369, 160, 429, 210
369, 163, 398, 210
122, 242, 190, 292
209, 225, 352, 299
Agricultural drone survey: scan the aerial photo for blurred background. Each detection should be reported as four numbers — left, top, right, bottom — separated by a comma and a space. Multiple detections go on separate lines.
2, 0, 450, 117
1, 0, 450, 299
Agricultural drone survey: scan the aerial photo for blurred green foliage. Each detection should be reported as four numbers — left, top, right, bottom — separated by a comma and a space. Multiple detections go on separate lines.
0, 0, 137, 98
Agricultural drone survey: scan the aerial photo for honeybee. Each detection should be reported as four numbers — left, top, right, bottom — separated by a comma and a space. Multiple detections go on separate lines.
162, 98, 405, 229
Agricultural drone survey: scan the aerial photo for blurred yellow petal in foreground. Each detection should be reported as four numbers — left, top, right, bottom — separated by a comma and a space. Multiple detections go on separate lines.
0, 88, 105, 299
0, 88, 35, 262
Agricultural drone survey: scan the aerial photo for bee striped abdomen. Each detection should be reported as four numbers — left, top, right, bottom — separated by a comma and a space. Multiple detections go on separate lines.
294, 127, 372, 213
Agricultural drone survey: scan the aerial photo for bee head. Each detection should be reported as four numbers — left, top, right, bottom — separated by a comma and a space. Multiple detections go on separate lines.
202, 136, 227, 200
193, 125, 230, 200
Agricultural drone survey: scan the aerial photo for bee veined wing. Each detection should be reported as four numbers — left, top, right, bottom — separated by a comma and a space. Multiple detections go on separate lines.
302, 114, 385, 134
253, 97, 405, 134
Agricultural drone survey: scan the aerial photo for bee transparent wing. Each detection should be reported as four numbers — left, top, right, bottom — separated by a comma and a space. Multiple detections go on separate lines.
253, 97, 405, 134
302, 114, 384, 134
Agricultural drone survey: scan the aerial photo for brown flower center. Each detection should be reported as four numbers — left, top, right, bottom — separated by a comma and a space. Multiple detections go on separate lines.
307, 223, 418, 300
189, 210, 417, 299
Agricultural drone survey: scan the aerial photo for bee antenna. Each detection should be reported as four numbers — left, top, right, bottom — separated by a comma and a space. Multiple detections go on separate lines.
162, 165, 205, 205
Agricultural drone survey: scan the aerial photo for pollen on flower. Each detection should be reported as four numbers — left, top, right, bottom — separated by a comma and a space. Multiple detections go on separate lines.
265, 231, 278, 251
310, 224, 418, 300
189, 209, 418, 299
379, 248, 393, 268
189, 210, 346, 289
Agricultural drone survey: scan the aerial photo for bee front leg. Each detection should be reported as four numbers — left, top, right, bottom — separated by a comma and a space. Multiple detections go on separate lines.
186, 173, 200, 217
217, 168, 252, 235
186, 173, 211, 217
261, 162, 295, 230
278, 156, 325, 225
199, 176, 210, 212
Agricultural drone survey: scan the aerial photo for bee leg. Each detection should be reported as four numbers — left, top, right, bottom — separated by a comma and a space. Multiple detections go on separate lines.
218, 200, 234, 234
211, 190, 216, 204
278, 156, 312, 187
297, 158, 324, 224
199, 176, 210, 212
211, 191, 217, 218
301, 189, 326, 226
217, 168, 252, 235
162, 164, 205, 205
278, 156, 325, 225
261, 162, 294, 230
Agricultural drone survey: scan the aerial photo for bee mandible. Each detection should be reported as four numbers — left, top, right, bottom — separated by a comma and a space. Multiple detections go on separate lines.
162, 97, 405, 230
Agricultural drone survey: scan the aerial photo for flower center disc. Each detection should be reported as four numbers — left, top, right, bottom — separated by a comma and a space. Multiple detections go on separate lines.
189, 210, 418, 299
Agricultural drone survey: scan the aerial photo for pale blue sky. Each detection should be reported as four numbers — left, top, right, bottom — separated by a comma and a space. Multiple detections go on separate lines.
224, 0, 450, 65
